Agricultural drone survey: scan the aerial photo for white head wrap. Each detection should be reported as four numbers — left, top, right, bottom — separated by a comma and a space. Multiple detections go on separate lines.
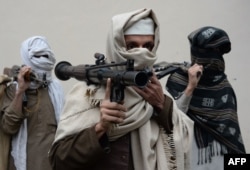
106, 8, 159, 71
124, 17, 155, 35
20, 36, 55, 88
11, 36, 64, 170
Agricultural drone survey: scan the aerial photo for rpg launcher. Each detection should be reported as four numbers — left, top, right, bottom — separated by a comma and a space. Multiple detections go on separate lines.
54, 53, 153, 103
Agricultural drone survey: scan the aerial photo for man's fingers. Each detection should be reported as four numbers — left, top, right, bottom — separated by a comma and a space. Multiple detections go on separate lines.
100, 107, 126, 124
149, 71, 160, 85
102, 114, 124, 124
104, 78, 112, 100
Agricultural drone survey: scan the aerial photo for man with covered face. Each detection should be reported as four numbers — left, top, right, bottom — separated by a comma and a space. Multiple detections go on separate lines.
0, 36, 65, 170
166, 26, 246, 170
49, 8, 193, 170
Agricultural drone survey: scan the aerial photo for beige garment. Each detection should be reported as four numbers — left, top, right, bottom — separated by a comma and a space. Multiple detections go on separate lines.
1, 85, 58, 170
0, 75, 11, 170
0, 125, 10, 170
54, 81, 193, 170
0, 126, 10, 170
54, 8, 193, 170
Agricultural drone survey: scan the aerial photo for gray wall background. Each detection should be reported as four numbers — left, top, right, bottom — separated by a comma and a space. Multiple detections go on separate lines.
1, 0, 249, 152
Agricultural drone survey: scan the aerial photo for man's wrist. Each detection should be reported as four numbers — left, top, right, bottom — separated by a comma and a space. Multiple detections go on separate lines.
185, 85, 195, 96
15, 88, 25, 96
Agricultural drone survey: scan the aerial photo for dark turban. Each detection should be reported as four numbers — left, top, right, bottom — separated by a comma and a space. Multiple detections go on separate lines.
187, 26, 232, 81
188, 26, 231, 54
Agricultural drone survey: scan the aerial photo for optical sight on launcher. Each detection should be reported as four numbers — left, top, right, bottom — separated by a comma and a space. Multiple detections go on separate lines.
55, 53, 152, 103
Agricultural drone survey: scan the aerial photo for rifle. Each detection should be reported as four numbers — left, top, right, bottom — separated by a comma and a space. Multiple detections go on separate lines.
153, 61, 191, 79
54, 53, 152, 103
153, 61, 206, 79
3, 65, 49, 88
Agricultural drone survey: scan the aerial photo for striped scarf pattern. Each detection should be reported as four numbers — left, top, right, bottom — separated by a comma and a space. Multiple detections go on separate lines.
166, 67, 246, 163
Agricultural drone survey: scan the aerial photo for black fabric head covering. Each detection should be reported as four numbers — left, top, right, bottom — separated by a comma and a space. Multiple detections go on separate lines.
188, 26, 231, 54
188, 26, 232, 85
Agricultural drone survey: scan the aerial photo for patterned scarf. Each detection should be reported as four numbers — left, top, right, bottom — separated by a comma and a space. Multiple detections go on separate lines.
166, 26, 246, 164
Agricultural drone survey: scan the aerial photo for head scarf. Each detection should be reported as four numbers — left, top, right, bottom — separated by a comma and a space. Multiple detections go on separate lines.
11, 36, 64, 170
166, 26, 246, 164
188, 26, 231, 52
20, 36, 55, 88
188, 26, 231, 85
106, 8, 159, 70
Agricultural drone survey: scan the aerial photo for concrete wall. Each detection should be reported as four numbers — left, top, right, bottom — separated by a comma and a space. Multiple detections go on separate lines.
1, 0, 249, 152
